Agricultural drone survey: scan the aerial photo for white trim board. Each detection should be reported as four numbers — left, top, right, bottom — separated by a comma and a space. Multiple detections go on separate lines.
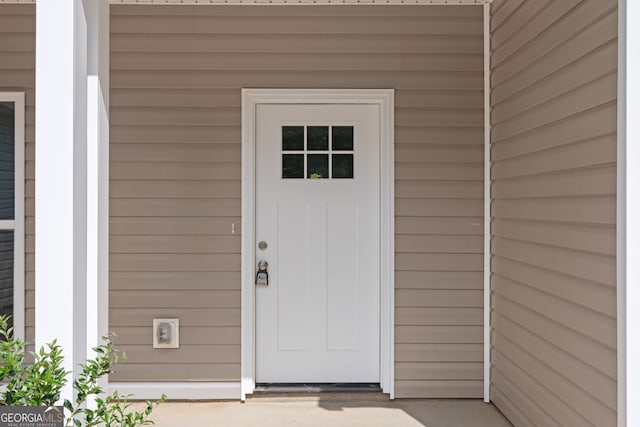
108, 382, 241, 400
109, 0, 489, 4
620, 1, 634, 426
482, 2, 491, 404
618, 1, 626, 425
241, 89, 395, 400
0, 0, 491, 4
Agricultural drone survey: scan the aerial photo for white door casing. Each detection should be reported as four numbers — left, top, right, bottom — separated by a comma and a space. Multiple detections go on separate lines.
255, 104, 380, 383
241, 89, 394, 398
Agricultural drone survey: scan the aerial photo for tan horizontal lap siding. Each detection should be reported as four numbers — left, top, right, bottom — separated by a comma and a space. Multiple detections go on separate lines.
0, 4, 34, 347
490, 0, 617, 425
110, 4, 484, 394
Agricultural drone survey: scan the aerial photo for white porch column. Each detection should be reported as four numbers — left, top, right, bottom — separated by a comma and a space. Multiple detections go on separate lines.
35, 0, 94, 402
85, 0, 110, 369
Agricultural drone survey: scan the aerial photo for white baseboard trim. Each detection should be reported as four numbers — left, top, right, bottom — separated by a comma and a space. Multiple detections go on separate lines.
108, 382, 241, 400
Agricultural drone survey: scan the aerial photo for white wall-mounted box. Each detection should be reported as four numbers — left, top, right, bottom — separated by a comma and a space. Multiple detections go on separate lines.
153, 318, 179, 349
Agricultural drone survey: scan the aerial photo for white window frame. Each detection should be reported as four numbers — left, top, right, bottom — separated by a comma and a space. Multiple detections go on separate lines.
0, 92, 25, 340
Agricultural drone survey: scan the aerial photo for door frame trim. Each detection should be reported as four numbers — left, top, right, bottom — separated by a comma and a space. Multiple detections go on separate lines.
241, 89, 395, 400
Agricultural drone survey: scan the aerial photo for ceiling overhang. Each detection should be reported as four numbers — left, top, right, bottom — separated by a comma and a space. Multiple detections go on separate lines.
2, 0, 491, 4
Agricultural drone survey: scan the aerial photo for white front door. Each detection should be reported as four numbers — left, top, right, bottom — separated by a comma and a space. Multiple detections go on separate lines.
255, 103, 380, 383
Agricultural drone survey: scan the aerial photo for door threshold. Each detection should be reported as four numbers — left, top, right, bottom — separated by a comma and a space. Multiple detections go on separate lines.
254, 383, 381, 393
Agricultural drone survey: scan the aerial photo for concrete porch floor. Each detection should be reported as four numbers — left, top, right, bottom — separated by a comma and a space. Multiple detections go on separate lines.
134, 394, 513, 427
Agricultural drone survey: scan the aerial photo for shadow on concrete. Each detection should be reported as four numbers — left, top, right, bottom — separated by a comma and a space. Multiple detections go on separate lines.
252, 392, 513, 427
133, 393, 514, 427
315, 394, 513, 427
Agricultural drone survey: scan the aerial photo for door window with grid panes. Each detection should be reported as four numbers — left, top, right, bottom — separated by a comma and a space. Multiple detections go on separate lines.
282, 125, 354, 180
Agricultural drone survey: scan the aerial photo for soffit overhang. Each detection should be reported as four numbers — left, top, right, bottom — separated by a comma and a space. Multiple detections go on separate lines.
2, 0, 491, 5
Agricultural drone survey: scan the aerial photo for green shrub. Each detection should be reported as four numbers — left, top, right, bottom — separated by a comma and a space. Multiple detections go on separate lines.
0, 315, 165, 426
